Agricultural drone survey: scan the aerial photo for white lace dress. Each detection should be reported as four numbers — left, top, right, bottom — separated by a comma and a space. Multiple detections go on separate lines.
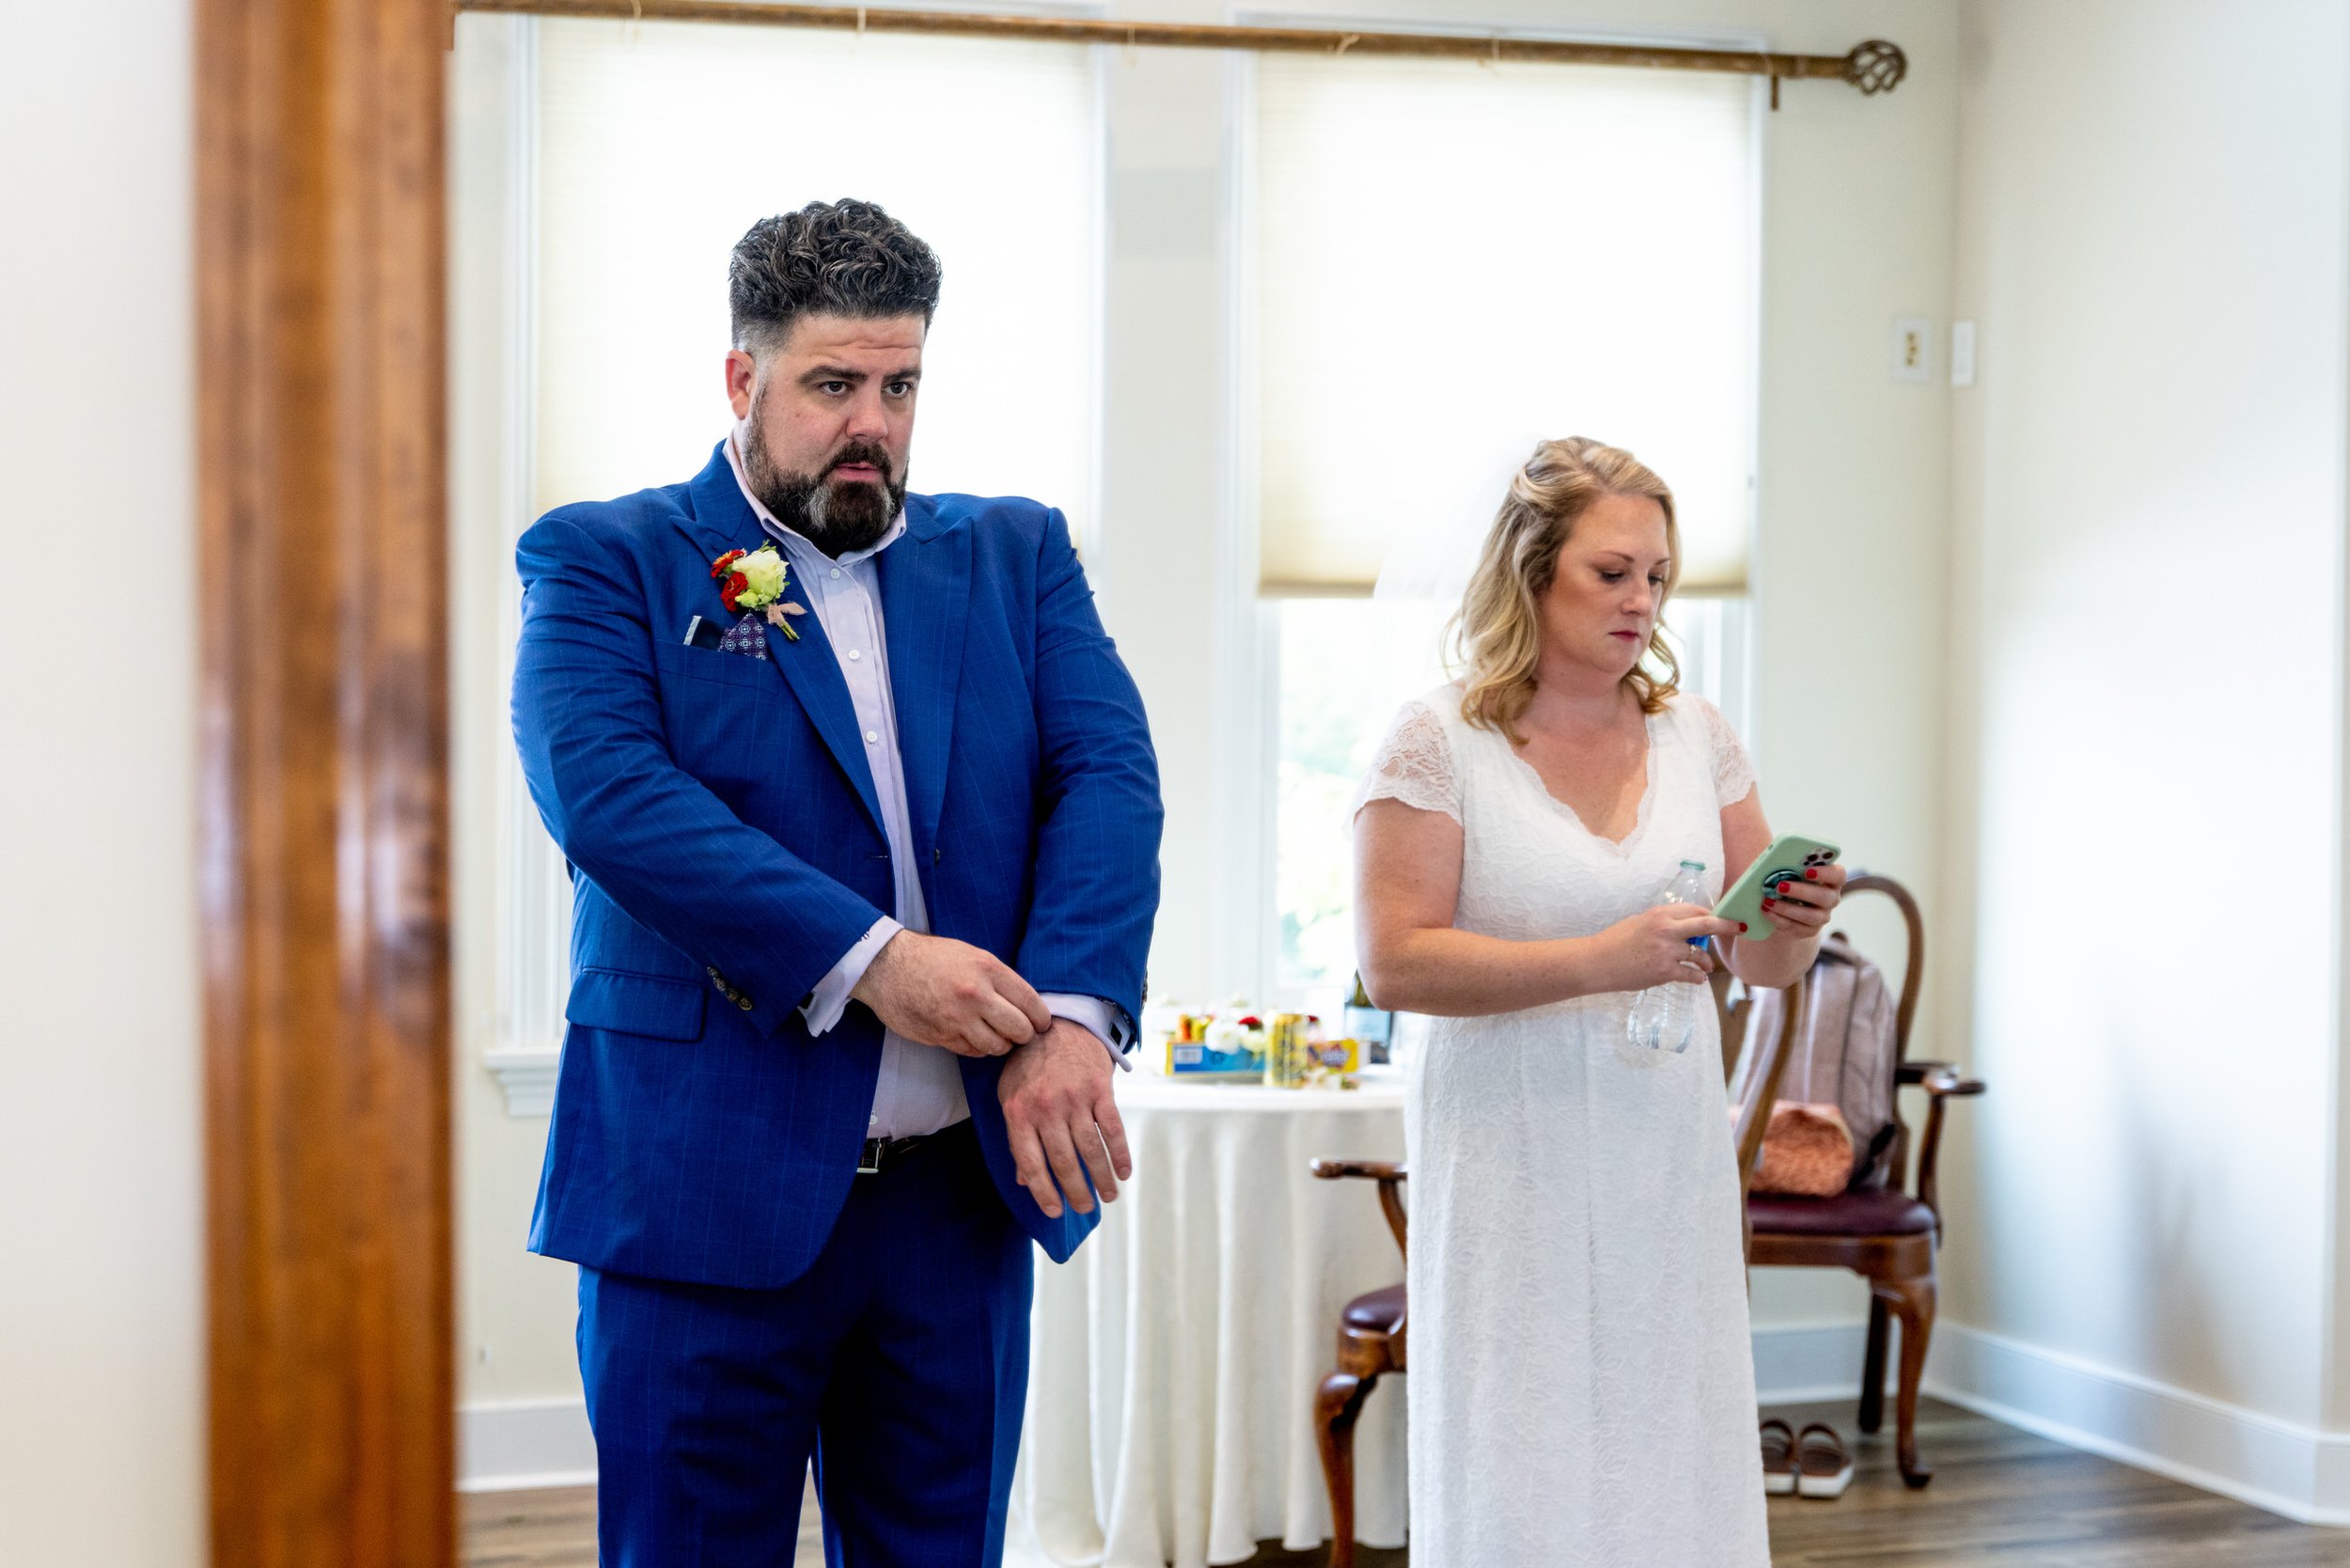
1352, 687, 1767, 1567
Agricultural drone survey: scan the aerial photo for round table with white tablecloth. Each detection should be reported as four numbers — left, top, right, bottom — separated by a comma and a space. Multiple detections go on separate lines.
1008, 1070, 1410, 1568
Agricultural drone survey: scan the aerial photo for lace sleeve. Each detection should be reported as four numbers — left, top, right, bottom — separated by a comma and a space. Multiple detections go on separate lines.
1696, 697, 1757, 808
1350, 699, 1463, 824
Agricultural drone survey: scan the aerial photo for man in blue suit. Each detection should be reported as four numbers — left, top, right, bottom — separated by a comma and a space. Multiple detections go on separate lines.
511, 198, 1163, 1566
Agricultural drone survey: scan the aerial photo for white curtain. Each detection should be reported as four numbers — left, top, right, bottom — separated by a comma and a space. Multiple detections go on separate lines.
1255, 55, 1757, 596
536, 17, 1101, 524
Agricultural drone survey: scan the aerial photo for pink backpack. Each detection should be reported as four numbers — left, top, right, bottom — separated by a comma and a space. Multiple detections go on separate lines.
1738, 933, 1899, 1193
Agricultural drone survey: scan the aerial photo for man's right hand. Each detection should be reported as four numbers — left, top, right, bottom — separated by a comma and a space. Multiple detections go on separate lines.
850, 931, 1054, 1058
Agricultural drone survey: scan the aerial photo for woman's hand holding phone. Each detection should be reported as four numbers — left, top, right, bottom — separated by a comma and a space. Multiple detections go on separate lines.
1749, 862, 1846, 939
1714, 835, 1844, 940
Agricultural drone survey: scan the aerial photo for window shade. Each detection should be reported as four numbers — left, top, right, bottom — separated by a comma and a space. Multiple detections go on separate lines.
535, 19, 1099, 525
1255, 56, 1757, 596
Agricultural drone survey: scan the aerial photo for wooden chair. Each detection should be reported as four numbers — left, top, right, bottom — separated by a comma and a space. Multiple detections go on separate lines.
1309, 976, 1806, 1568
1307, 1155, 1407, 1568
1723, 872, 1985, 1489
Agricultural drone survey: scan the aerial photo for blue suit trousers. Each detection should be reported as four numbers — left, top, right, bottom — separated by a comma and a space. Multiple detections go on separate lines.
579, 1123, 1034, 1567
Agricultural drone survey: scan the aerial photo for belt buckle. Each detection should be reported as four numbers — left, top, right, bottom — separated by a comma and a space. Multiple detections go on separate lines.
857, 1137, 885, 1176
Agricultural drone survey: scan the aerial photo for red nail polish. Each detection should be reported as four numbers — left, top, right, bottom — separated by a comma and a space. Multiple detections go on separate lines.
1738, 922, 1749, 933
1806, 869, 1818, 880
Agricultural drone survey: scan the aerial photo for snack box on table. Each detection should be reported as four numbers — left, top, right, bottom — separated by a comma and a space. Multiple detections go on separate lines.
1165, 1039, 1264, 1079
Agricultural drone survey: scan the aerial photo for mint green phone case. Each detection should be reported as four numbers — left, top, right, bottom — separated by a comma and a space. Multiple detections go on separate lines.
1714, 834, 1841, 940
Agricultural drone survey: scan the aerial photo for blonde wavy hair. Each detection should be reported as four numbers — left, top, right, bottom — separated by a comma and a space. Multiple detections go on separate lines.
1450, 436, 1683, 743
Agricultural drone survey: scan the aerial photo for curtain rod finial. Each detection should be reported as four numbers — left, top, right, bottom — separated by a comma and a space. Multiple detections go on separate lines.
1844, 39, 1906, 95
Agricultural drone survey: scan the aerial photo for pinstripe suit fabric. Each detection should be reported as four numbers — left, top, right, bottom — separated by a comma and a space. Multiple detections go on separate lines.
578, 1124, 1032, 1567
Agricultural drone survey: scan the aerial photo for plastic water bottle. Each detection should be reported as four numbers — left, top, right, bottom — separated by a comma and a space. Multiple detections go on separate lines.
1624, 860, 1711, 1054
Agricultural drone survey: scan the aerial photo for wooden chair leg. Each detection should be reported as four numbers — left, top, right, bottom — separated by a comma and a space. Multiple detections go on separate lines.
1316, 1368, 1376, 1568
1857, 1295, 1890, 1434
1874, 1274, 1936, 1488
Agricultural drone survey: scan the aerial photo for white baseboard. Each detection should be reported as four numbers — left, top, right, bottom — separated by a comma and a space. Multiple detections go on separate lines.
1923, 1321, 2350, 1528
459, 1324, 2350, 1528
1749, 1320, 1877, 1405
460, 1398, 596, 1493
460, 1328, 1878, 1493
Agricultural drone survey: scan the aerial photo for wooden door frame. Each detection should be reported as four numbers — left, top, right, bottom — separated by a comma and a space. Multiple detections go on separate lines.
197, 1, 455, 1562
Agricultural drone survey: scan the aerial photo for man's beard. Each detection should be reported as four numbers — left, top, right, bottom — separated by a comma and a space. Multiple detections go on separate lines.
743, 419, 906, 558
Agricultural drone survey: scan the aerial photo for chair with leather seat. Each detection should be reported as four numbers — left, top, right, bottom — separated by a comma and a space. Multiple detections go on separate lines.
1307, 1155, 1408, 1568
1724, 872, 1984, 1489
1308, 974, 1806, 1568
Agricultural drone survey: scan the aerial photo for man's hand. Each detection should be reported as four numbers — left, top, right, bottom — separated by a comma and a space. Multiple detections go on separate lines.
850, 931, 1054, 1058
999, 1019, 1133, 1219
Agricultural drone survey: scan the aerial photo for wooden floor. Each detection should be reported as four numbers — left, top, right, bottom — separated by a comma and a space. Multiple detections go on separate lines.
461, 1397, 2350, 1566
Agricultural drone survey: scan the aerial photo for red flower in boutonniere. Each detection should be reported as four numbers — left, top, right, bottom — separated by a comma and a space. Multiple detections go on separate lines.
709, 544, 807, 641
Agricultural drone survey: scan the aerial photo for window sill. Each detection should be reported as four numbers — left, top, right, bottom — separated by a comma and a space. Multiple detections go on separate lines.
483, 1048, 560, 1119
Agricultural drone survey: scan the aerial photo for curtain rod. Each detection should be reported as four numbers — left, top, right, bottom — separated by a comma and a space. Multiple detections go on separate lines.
450, 0, 1906, 98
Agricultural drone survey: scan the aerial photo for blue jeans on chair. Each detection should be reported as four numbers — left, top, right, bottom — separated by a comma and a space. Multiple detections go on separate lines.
579, 1121, 1035, 1567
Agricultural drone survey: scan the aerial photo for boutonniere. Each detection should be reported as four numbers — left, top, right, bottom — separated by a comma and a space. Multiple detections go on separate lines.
710, 544, 808, 642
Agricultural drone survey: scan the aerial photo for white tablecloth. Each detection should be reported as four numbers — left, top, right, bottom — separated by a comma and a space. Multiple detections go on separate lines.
1009, 1071, 1410, 1568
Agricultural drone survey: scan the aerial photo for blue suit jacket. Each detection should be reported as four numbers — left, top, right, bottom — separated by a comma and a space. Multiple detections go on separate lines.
511, 444, 1163, 1289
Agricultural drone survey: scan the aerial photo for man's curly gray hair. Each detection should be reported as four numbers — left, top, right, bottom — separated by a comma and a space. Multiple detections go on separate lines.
728, 199, 944, 357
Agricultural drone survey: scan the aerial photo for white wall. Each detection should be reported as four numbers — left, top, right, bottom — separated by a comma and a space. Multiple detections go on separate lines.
0, 3, 205, 1563
1939, 0, 2350, 1509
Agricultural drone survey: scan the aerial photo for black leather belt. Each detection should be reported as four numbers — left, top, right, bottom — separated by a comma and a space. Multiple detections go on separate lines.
855, 1132, 936, 1176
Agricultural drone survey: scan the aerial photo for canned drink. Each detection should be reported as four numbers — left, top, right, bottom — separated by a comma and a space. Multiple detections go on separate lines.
1264, 1012, 1308, 1089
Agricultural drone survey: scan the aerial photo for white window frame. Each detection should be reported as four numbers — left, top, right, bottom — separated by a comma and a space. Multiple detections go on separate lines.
450, 17, 573, 1115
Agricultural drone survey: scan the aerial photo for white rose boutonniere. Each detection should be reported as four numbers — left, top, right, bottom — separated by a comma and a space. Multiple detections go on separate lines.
710, 544, 808, 642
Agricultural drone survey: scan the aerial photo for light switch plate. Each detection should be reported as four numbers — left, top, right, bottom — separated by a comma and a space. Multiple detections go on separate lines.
1892, 316, 1933, 383
1950, 320, 1977, 387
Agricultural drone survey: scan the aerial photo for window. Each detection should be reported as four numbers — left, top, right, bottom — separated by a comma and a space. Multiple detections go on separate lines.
1268, 597, 1750, 996
1250, 48, 1760, 1005
459, 17, 1767, 1065
1272, 597, 1453, 990
469, 18, 1104, 1082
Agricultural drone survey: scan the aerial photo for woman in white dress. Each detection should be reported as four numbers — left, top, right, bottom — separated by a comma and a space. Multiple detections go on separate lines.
1352, 438, 1845, 1565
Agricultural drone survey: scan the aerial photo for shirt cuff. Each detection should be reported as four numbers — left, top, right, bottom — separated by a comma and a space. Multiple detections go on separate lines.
1042, 993, 1134, 1073
803, 917, 904, 1036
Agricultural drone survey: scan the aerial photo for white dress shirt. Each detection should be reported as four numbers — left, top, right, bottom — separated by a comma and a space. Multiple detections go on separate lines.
724, 436, 1125, 1139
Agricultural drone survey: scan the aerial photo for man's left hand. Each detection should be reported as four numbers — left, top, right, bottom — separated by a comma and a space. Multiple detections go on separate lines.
999, 1019, 1133, 1219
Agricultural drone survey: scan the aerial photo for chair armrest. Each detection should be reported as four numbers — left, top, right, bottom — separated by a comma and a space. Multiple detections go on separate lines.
1900, 1059, 1986, 1095
1310, 1158, 1409, 1261
1310, 1158, 1407, 1183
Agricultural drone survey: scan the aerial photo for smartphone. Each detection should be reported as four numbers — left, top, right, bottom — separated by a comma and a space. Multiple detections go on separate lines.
1714, 834, 1841, 940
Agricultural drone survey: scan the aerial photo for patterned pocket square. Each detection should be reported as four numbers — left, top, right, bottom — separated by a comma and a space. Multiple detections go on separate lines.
683, 613, 769, 660
716, 613, 771, 661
